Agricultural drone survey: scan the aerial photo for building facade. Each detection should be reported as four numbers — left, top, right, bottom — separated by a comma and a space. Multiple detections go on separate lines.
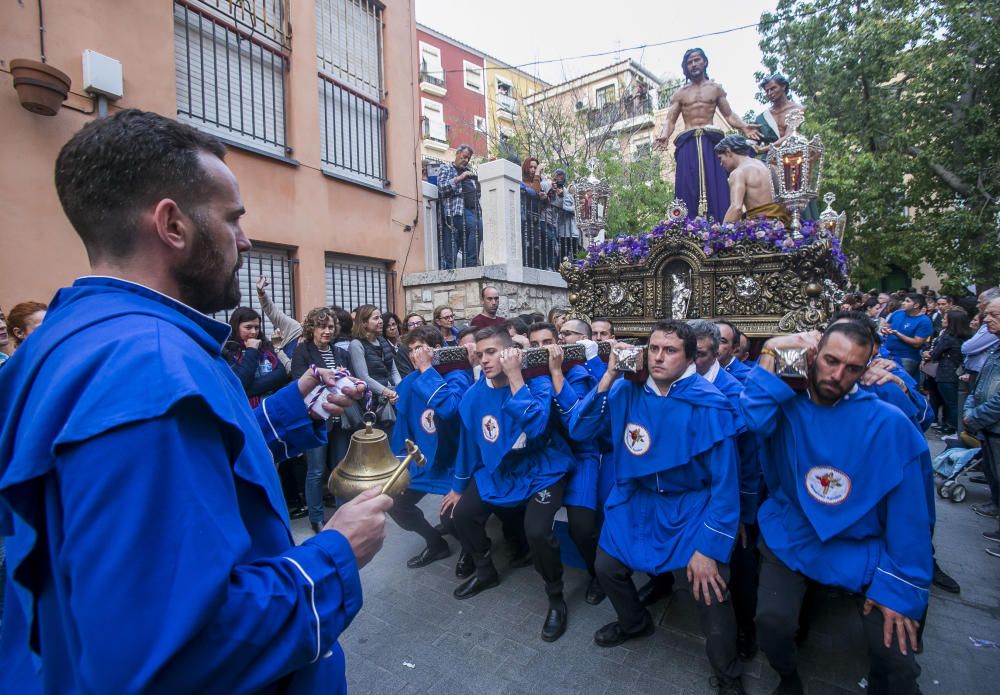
1, 0, 423, 328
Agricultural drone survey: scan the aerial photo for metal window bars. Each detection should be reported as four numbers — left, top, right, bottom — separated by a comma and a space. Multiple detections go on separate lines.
325, 256, 397, 314
212, 246, 296, 338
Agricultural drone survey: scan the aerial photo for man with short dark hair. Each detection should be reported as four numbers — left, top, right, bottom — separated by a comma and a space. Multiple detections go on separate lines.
443, 326, 577, 642
570, 320, 745, 694
716, 319, 750, 382
558, 318, 591, 344
469, 285, 505, 328
0, 110, 388, 693
592, 318, 615, 342
882, 293, 934, 379
741, 324, 932, 695
388, 326, 475, 572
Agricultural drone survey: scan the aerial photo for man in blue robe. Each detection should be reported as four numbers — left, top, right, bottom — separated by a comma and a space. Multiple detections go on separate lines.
569, 321, 746, 695
528, 322, 604, 606
0, 110, 391, 694
716, 319, 751, 383
388, 326, 474, 571
441, 326, 576, 642
740, 323, 932, 695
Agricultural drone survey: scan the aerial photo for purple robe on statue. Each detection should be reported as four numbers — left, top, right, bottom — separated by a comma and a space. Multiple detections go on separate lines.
674, 128, 730, 222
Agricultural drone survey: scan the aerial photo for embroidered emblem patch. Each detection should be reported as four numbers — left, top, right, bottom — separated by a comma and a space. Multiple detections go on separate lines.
481, 415, 499, 443
805, 466, 851, 505
623, 423, 651, 456
420, 408, 436, 434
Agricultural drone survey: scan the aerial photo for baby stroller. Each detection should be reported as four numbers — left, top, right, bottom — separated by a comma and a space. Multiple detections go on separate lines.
933, 432, 983, 503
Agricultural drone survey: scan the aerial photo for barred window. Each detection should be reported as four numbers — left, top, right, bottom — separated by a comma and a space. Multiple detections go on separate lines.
325, 254, 395, 313
174, 0, 289, 156
213, 244, 296, 337
315, 0, 388, 187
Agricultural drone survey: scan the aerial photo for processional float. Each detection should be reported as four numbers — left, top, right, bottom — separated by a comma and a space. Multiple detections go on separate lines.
561, 113, 849, 338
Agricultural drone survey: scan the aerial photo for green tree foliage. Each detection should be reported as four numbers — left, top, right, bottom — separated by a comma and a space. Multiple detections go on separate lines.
757, 0, 1000, 290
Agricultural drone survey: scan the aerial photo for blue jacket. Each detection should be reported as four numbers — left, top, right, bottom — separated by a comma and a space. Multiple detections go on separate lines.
569, 371, 741, 574
453, 376, 574, 505
391, 367, 474, 494
0, 278, 361, 694
708, 364, 763, 524
739, 366, 932, 619
543, 365, 601, 510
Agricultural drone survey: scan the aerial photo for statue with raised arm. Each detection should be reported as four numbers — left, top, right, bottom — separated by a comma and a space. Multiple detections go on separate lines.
654, 48, 760, 222
753, 73, 805, 157
714, 135, 791, 225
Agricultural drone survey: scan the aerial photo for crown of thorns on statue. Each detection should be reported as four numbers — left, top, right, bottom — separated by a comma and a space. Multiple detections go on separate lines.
713, 135, 755, 157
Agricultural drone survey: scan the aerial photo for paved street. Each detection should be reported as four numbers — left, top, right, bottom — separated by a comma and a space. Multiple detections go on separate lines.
292, 435, 1000, 694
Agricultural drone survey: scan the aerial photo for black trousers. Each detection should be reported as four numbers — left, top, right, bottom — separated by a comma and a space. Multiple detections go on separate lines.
730, 523, 759, 635
453, 477, 567, 597
757, 542, 921, 694
388, 489, 452, 549
566, 505, 599, 577
595, 548, 741, 681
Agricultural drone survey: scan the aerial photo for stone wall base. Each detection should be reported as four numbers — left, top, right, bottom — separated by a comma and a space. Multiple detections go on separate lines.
402, 265, 569, 322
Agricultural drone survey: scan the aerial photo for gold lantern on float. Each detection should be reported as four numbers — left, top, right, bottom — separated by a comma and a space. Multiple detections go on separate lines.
328, 417, 425, 500
768, 110, 824, 239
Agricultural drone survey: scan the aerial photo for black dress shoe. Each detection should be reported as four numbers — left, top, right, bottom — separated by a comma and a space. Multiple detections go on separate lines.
541, 598, 568, 642
455, 551, 475, 579
711, 676, 747, 695
736, 626, 758, 660
932, 560, 960, 593
637, 576, 672, 607
584, 576, 606, 605
593, 616, 654, 647
310, 521, 323, 535
453, 573, 500, 600
406, 543, 451, 569
288, 506, 308, 520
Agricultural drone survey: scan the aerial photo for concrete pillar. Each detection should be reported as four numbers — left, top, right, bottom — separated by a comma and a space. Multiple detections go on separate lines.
477, 158, 524, 279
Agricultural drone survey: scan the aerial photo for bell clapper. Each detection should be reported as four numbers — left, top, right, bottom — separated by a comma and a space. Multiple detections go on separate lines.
379, 439, 426, 496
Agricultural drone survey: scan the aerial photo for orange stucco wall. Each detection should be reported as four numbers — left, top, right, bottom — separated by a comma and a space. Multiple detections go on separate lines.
0, 0, 424, 315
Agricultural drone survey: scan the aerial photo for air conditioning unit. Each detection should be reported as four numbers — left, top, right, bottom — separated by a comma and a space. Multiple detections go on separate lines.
574, 99, 589, 112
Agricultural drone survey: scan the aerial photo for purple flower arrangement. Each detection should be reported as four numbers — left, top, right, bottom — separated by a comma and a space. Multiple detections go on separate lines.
575, 216, 848, 275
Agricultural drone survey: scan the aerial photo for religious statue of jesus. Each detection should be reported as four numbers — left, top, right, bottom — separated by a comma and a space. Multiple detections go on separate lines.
654, 48, 760, 222
713, 135, 791, 225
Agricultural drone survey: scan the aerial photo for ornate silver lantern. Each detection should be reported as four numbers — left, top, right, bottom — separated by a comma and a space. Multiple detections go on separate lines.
768, 111, 824, 239
818, 192, 847, 241
572, 157, 611, 245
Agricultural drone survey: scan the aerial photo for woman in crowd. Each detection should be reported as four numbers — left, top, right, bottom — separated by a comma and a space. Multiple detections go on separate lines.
403, 312, 425, 332
223, 307, 289, 408
521, 156, 542, 196
548, 306, 568, 330
433, 305, 460, 346
7, 301, 47, 351
383, 311, 414, 378
927, 308, 973, 434
349, 305, 401, 434
332, 306, 353, 351
291, 307, 354, 533
0, 306, 11, 366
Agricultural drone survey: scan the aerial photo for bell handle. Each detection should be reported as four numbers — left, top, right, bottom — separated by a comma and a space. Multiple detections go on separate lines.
379, 440, 425, 495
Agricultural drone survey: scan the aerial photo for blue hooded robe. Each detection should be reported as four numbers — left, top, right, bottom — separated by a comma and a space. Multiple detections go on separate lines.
390, 367, 474, 494
708, 363, 763, 524
739, 366, 932, 620
544, 365, 601, 510
0, 277, 361, 694
569, 370, 741, 574
452, 376, 574, 505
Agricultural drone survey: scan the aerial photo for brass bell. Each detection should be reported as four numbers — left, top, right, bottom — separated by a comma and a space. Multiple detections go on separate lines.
327, 419, 425, 501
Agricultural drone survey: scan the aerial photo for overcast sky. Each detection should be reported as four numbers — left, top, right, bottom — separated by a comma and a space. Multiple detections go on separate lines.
416, 0, 779, 114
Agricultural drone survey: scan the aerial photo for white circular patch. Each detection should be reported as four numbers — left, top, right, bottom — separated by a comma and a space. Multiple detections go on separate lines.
805, 466, 851, 505
481, 415, 500, 443
623, 423, 651, 456
420, 408, 436, 434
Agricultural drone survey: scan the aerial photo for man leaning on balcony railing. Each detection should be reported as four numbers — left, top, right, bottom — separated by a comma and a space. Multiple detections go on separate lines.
436, 145, 482, 269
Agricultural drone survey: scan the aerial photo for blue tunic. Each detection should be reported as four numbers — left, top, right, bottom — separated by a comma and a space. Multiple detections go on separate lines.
569, 372, 741, 574
452, 377, 574, 506
722, 355, 751, 383
0, 278, 361, 694
390, 367, 474, 495
739, 366, 932, 619
547, 366, 601, 510
710, 365, 764, 524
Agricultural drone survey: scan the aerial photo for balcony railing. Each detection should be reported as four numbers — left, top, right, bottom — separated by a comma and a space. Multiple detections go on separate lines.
497, 93, 517, 116
520, 190, 579, 271
586, 95, 653, 130
419, 69, 445, 89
